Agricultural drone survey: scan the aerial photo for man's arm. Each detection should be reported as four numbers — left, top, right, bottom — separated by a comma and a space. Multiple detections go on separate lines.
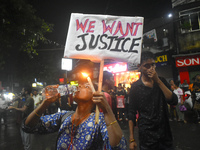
129, 120, 137, 150
149, 68, 178, 105
8, 105, 27, 112
128, 85, 137, 150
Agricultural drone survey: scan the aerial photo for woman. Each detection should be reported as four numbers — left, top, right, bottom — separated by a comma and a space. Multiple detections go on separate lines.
22, 80, 126, 149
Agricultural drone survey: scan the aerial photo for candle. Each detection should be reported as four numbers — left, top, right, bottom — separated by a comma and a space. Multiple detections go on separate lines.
82, 72, 99, 124
81, 73, 95, 92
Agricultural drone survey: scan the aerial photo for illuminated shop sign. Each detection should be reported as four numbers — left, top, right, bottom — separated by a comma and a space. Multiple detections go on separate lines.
155, 55, 168, 63
32, 82, 43, 88
155, 54, 168, 67
70, 81, 78, 86
176, 55, 200, 67
103, 62, 127, 73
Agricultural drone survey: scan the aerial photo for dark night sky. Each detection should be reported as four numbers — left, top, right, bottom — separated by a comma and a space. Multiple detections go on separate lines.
28, 0, 172, 46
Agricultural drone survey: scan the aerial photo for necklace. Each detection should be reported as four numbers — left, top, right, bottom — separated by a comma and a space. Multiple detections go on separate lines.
68, 113, 91, 150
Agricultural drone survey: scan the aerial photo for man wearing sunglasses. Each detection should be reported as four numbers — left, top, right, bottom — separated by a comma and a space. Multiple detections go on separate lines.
128, 51, 178, 150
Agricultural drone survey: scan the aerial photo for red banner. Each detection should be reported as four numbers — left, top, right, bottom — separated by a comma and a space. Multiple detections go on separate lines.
176, 55, 200, 67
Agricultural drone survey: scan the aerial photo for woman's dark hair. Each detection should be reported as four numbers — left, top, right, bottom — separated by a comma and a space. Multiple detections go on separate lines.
140, 51, 155, 64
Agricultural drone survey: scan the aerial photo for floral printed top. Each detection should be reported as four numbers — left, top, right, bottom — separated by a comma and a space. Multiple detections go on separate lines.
22, 111, 127, 150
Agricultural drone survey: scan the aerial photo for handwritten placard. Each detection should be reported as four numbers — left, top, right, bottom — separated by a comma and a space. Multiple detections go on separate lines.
64, 13, 144, 64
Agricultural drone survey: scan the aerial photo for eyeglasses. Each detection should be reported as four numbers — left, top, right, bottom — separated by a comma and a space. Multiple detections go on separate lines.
143, 63, 156, 69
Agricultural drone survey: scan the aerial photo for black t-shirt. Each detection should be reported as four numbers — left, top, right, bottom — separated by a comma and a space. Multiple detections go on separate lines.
129, 77, 178, 148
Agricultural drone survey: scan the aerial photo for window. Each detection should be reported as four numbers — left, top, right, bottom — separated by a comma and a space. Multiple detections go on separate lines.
179, 6, 200, 33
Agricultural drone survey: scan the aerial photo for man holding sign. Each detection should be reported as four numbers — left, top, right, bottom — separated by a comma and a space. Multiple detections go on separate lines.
128, 51, 178, 150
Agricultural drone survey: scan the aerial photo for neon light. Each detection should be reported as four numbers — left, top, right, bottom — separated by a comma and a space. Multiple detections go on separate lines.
103, 62, 127, 73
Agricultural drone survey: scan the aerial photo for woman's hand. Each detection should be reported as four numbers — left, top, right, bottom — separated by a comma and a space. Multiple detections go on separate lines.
92, 91, 110, 113
43, 93, 60, 105
129, 142, 137, 150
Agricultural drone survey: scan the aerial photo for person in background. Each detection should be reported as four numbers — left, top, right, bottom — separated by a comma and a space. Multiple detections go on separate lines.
32, 89, 42, 109
22, 78, 127, 149
59, 94, 72, 111
125, 87, 131, 121
8, 87, 34, 150
116, 83, 127, 121
128, 51, 178, 150
110, 87, 117, 119
191, 82, 200, 123
0, 95, 9, 126
168, 79, 177, 121
189, 74, 200, 92
101, 71, 115, 109
180, 79, 189, 92
173, 81, 185, 122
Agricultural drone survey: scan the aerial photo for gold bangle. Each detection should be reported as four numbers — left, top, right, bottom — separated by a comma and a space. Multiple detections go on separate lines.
34, 110, 41, 117
129, 139, 135, 143
107, 120, 117, 127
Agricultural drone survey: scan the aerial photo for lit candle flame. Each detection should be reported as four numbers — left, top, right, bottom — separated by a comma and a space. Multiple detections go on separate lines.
81, 72, 95, 92
81, 72, 88, 77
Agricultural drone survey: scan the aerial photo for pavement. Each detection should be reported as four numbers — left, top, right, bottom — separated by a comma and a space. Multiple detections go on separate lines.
1, 112, 200, 150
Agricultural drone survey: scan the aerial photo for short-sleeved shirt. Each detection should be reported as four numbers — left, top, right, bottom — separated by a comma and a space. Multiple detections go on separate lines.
22, 111, 127, 150
33, 94, 42, 108
173, 87, 183, 103
128, 77, 178, 149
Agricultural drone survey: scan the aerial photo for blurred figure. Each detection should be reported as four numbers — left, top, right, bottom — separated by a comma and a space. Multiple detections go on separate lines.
0, 95, 9, 126
180, 79, 189, 92
173, 81, 185, 122
125, 87, 131, 121
32, 89, 42, 109
59, 94, 72, 111
8, 87, 34, 150
102, 71, 115, 109
189, 74, 200, 92
191, 82, 200, 123
168, 79, 177, 121
110, 88, 117, 119
48, 101, 59, 114
116, 83, 127, 121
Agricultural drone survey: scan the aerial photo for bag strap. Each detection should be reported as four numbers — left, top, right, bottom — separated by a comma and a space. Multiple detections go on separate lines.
55, 110, 75, 149
61, 110, 74, 124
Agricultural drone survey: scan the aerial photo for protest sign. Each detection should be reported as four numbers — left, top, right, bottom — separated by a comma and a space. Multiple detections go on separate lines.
64, 13, 144, 65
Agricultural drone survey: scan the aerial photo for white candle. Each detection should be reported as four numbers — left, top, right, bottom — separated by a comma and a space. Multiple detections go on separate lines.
87, 77, 95, 92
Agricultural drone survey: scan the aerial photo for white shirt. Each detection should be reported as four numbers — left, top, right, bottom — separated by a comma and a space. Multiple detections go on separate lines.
173, 87, 183, 103
33, 94, 42, 108
0, 98, 9, 109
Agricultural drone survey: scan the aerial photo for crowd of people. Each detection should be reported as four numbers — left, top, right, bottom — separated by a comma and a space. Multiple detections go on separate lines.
169, 75, 200, 124
1, 51, 200, 150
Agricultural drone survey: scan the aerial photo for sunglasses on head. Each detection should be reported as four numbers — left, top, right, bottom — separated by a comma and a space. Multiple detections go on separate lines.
143, 63, 156, 69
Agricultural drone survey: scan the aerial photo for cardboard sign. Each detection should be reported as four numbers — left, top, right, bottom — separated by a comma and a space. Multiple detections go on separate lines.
116, 96, 125, 108
64, 13, 144, 64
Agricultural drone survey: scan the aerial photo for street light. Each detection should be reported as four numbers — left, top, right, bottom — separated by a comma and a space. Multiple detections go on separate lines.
168, 13, 173, 18
61, 58, 72, 83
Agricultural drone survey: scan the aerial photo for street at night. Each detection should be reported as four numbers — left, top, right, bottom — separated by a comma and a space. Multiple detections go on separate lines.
1, 0, 200, 150
1, 113, 200, 150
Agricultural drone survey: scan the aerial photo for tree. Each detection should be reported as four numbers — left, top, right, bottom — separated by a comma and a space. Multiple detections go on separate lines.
0, 0, 53, 69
